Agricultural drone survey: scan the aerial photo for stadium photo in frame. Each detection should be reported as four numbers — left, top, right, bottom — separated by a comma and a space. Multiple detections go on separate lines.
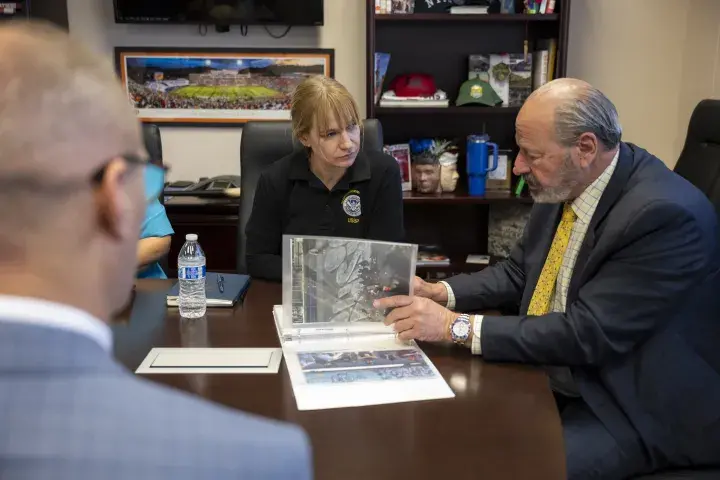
115, 47, 334, 126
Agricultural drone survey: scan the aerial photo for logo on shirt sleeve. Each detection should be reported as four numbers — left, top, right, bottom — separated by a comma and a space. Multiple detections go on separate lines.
342, 190, 362, 222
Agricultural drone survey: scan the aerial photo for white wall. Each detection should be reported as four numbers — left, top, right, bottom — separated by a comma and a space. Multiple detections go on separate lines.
67, 0, 365, 181
567, 0, 720, 168
68, 0, 720, 177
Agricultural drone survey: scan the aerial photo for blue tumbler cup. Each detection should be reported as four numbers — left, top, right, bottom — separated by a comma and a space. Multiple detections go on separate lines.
467, 134, 498, 196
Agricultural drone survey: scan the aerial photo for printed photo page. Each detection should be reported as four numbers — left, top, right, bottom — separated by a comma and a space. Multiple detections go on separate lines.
279, 235, 418, 340
281, 334, 456, 411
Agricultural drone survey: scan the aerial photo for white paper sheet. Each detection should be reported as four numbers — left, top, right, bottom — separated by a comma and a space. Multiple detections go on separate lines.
282, 336, 455, 411
135, 348, 282, 374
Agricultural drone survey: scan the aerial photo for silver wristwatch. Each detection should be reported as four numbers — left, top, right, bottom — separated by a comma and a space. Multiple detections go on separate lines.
450, 314, 471, 345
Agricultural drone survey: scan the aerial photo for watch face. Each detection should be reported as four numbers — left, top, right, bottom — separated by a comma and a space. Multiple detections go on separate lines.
452, 320, 470, 338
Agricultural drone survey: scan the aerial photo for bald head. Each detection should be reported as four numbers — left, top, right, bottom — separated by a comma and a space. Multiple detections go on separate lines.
0, 21, 147, 318
520, 78, 622, 151
0, 21, 142, 184
527, 77, 594, 103
514, 79, 621, 203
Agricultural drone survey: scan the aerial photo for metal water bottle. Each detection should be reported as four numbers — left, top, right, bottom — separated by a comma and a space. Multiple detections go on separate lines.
466, 134, 498, 196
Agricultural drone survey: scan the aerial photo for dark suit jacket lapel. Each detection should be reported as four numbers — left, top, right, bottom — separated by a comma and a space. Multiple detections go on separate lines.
567, 142, 636, 303
520, 202, 563, 313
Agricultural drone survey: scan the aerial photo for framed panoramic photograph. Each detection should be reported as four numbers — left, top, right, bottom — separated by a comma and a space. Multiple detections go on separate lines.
114, 47, 334, 126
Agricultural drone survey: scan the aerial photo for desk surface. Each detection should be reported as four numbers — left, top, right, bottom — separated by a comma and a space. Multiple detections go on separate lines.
114, 279, 565, 480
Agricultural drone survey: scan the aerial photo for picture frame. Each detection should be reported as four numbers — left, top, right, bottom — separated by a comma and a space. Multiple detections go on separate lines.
114, 47, 335, 126
383, 143, 412, 191
486, 149, 513, 191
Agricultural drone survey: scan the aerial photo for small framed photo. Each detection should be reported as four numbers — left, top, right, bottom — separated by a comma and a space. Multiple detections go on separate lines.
486, 150, 513, 191
384, 143, 412, 191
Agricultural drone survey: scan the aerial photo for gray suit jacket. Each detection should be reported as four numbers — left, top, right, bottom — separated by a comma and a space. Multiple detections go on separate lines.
446, 143, 720, 468
0, 322, 312, 479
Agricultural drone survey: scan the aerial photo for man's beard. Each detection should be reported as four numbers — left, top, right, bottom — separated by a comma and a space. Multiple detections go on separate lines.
525, 152, 581, 203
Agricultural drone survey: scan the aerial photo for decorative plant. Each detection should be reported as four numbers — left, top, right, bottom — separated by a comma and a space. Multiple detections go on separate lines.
409, 138, 454, 163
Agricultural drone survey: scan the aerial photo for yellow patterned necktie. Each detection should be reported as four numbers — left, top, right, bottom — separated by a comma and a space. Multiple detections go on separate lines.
527, 203, 577, 316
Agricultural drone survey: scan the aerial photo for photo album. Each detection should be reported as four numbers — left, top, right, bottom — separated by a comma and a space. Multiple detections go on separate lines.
274, 235, 455, 411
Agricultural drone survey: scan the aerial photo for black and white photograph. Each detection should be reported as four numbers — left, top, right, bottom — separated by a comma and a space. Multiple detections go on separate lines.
288, 236, 416, 324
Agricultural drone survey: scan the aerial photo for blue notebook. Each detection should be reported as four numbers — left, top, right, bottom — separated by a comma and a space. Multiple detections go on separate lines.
166, 272, 251, 308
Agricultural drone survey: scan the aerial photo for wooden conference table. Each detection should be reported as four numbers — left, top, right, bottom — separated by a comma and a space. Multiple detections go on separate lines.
113, 279, 566, 480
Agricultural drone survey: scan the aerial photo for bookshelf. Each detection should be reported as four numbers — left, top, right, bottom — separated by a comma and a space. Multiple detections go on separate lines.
365, 0, 572, 278
0, 0, 69, 28
374, 13, 560, 22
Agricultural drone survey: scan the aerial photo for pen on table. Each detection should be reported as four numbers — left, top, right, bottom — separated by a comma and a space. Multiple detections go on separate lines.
217, 274, 224, 293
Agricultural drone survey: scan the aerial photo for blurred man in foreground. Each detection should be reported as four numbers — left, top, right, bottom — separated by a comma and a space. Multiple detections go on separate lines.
0, 21, 311, 480
376, 78, 720, 478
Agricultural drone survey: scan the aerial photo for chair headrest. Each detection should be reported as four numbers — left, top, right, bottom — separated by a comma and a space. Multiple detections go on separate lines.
684, 99, 720, 147
142, 123, 163, 167
240, 118, 384, 174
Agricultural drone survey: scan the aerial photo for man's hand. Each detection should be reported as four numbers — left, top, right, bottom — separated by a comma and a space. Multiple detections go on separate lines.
373, 295, 456, 342
412, 276, 449, 305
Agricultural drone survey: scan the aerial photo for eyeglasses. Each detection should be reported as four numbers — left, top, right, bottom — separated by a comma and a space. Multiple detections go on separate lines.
0, 153, 168, 203
92, 153, 168, 203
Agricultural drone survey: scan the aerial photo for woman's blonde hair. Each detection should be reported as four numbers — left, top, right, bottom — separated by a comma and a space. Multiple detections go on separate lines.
290, 75, 361, 140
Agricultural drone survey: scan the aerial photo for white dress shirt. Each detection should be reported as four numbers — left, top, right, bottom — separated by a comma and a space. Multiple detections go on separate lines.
0, 294, 113, 352
442, 150, 619, 363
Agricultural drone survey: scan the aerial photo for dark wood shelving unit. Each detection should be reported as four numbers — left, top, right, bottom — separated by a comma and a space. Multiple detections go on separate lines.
403, 189, 533, 205
366, 0, 572, 274
376, 106, 521, 115
375, 13, 559, 22
416, 256, 502, 280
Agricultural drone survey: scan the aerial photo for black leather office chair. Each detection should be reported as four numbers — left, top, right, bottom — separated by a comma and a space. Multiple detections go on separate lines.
236, 118, 384, 273
633, 470, 720, 479
143, 123, 163, 169
674, 99, 720, 213
630, 101, 720, 480
141, 123, 170, 275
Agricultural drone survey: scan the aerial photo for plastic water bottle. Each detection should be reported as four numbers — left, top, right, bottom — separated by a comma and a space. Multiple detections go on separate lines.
178, 233, 206, 318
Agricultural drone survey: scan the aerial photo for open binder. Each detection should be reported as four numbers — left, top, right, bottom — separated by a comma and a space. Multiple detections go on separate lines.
274, 235, 455, 411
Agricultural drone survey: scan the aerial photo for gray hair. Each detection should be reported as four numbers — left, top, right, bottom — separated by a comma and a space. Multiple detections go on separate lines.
553, 85, 622, 151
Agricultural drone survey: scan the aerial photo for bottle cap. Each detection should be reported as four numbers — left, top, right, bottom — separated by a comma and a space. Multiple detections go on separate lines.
186, 233, 198, 241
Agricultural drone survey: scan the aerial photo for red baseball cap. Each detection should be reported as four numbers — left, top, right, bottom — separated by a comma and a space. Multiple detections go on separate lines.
390, 73, 437, 97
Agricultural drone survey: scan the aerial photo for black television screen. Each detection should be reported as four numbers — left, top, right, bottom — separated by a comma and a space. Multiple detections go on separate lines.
113, 0, 324, 26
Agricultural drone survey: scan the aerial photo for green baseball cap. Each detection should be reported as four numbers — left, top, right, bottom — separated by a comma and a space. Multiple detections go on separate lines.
456, 78, 503, 107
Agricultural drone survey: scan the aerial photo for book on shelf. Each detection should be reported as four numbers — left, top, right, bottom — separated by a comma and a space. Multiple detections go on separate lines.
449, 5, 488, 14
532, 50, 549, 89
479, 53, 532, 107
274, 235, 454, 411
379, 90, 450, 107
466, 254, 491, 265
526, 0, 556, 14
375, 0, 413, 14
417, 249, 450, 267
532, 38, 557, 89
384, 143, 412, 191
373, 52, 391, 105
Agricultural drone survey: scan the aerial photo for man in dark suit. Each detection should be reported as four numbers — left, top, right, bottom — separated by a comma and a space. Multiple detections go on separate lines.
375, 78, 720, 479
0, 21, 311, 479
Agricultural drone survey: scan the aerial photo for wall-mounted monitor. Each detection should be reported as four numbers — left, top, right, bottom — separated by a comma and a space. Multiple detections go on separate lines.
113, 0, 324, 26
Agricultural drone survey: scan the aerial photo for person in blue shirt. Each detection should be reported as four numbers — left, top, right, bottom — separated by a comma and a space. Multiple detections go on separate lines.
137, 161, 174, 279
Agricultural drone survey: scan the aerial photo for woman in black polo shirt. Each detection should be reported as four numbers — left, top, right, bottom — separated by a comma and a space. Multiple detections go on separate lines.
245, 76, 405, 281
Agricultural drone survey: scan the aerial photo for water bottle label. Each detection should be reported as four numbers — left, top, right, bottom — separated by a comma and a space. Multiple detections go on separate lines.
179, 265, 206, 280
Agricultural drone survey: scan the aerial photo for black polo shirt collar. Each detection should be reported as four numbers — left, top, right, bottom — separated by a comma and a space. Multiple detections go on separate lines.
288, 150, 372, 190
